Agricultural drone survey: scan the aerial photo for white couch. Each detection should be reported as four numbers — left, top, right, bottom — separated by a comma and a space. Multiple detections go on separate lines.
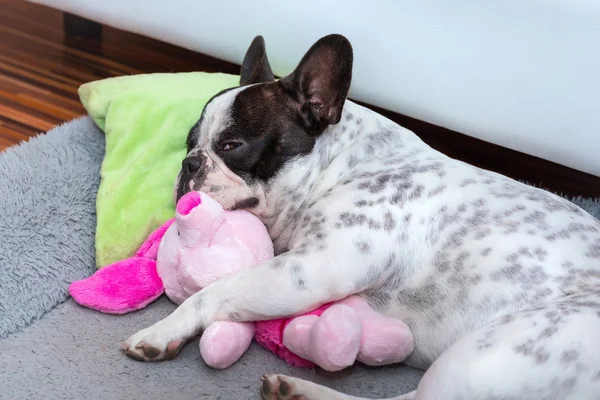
30, 0, 600, 177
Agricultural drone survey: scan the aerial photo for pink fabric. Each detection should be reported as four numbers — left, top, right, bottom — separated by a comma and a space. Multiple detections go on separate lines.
176, 191, 202, 215
254, 303, 333, 368
200, 321, 255, 369
135, 218, 175, 259
69, 257, 164, 314
71, 217, 172, 314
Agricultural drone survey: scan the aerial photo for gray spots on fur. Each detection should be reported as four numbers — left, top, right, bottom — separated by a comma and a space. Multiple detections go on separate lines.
408, 185, 425, 201
537, 326, 558, 339
460, 178, 477, 187
228, 312, 242, 321
490, 264, 549, 290
270, 258, 285, 269
513, 340, 551, 364
475, 328, 496, 351
586, 238, 600, 259
545, 223, 599, 242
524, 210, 550, 231
474, 227, 492, 240
290, 263, 307, 290
472, 198, 486, 208
355, 199, 368, 207
427, 185, 447, 198
534, 247, 548, 262
561, 349, 579, 366
337, 211, 389, 231
355, 239, 371, 254
384, 212, 396, 232
294, 243, 309, 256
368, 219, 382, 230
347, 154, 360, 169
397, 282, 444, 311
497, 219, 521, 235
339, 212, 367, 227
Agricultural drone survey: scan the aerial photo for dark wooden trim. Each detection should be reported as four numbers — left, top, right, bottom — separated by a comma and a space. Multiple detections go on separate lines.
62, 13, 102, 40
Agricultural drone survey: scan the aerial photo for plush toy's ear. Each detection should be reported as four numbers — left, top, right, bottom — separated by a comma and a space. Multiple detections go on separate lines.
69, 258, 164, 314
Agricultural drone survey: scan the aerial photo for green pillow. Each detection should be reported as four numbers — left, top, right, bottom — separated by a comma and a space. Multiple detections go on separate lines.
79, 72, 240, 268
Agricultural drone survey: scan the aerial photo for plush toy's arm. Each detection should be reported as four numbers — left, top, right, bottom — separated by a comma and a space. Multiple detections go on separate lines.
69, 218, 175, 314
199, 321, 255, 369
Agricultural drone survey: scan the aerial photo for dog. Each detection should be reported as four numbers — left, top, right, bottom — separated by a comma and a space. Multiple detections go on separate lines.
122, 34, 600, 399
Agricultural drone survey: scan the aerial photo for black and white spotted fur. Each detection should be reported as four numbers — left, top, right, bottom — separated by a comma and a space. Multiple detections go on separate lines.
122, 35, 600, 399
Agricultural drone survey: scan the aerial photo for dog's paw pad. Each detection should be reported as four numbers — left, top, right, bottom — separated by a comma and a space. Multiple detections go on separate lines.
124, 339, 183, 362
164, 339, 184, 360
122, 327, 184, 362
260, 375, 309, 400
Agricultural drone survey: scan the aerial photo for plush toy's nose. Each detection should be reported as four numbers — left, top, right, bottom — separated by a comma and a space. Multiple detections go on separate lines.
174, 191, 225, 249
176, 191, 202, 216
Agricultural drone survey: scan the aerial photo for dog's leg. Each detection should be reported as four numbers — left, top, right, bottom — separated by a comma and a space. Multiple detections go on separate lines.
260, 374, 415, 400
122, 246, 372, 361
399, 290, 600, 400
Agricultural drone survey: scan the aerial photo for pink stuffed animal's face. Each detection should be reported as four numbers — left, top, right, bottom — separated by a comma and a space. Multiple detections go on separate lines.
156, 191, 274, 304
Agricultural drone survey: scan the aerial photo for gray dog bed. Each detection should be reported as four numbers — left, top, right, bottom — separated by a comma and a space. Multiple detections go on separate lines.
0, 117, 599, 400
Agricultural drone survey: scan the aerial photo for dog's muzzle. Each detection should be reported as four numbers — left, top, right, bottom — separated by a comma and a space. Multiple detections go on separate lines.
176, 154, 208, 202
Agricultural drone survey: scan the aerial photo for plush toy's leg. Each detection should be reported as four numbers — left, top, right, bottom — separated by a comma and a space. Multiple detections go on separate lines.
281, 315, 318, 361
199, 321, 255, 369
339, 295, 414, 366
284, 305, 362, 372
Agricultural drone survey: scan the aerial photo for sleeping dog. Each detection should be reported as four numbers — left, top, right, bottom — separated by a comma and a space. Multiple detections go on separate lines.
122, 34, 600, 399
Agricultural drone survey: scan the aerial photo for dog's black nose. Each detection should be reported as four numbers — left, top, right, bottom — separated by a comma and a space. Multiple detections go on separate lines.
182, 156, 204, 174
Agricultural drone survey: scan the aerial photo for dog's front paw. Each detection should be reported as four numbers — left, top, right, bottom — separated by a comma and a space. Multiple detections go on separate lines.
122, 323, 185, 362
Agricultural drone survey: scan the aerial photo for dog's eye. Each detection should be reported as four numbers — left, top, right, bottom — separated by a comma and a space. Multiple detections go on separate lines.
220, 142, 242, 152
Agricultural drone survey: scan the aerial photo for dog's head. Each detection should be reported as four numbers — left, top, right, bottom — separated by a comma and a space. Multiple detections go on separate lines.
175, 34, 353, 213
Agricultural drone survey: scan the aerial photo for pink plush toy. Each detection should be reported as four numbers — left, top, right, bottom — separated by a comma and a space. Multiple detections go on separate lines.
69, 191, 413, 371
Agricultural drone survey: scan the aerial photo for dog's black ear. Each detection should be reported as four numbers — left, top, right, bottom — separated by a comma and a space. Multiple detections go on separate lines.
281, 34, 353, 131
240, 36, 275, 86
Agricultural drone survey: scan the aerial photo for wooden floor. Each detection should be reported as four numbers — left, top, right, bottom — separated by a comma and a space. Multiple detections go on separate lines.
0, 0, 239, 150
0, 0, 598, 197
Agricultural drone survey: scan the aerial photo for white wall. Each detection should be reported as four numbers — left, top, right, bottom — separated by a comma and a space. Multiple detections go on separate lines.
32, 0, 600, 176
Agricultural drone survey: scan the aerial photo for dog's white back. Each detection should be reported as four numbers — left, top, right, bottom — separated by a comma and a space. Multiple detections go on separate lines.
124, 35, 600, 400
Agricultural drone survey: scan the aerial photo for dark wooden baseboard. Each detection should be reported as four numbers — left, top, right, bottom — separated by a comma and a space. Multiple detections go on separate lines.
63, 13, 102, 40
